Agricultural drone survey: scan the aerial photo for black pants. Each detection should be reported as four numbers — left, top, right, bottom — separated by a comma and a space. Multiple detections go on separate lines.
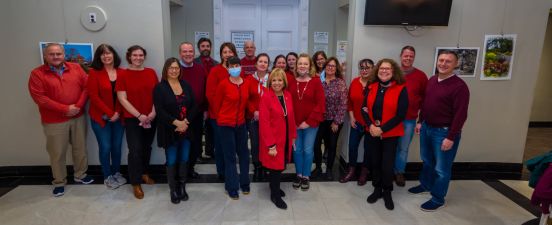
204, 117, 214, 157
267, 169, 283, 197
125, 118, 156, 185
367, 135, 398, 191
188, 114, 204, 171
314, 120, 343, 170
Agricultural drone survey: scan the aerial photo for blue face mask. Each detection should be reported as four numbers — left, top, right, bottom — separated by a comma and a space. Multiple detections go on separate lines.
228, 67, 241, 77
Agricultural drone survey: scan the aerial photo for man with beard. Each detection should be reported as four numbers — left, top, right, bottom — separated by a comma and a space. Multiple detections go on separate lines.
193, 38, 218, 159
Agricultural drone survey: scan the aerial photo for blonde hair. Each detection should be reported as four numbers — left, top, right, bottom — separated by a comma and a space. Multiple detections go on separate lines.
268, 68, 288, 90
297, 53, 317, 77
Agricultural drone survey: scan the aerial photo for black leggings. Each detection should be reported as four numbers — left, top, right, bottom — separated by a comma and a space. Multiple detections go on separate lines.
367, 135, 398, 191
125, 118, 156, 185
267, 168, 283, 197
314, 120, 343, 169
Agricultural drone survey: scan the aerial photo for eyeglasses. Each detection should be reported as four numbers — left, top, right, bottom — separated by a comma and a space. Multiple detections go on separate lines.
168, 67, 180, 71
326, 64, 336, 68
360, 66, 372, 71
379, 67, 392, 71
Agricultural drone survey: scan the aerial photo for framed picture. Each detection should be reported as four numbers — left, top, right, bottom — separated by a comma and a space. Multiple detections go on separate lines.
39, 42, 94, 67
433, 47, 480, 77
480, 34, 516, 80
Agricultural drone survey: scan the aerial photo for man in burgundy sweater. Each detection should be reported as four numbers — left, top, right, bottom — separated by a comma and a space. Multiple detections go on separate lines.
179, 42, 208, 179
408, 50, 470, 211
28, 43, 94, 197
240, 40, 257, 77
193, 37, 218, 159
395, 46, 428, 187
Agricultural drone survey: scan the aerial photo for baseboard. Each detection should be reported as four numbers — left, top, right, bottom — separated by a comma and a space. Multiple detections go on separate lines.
338, 157, 522, 180
529, 121, 552, 128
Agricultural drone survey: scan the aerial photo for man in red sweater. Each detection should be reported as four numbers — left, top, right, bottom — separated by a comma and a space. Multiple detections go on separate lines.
240, 40, 257, 77
394, 46, 428, 187
28, 43, 94, 197
179, 42, 208, 179
408, 50, 470, 211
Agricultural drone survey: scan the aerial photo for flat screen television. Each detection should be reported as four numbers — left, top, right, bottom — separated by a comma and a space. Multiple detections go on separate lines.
364, 0, 453, 26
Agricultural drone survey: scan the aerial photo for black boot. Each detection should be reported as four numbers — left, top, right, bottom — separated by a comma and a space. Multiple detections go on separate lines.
271, 194, 288, 209
253, 163, 260, 181
166, 166, 180, 204
326, 168, 334, 180
382, 190, 394, 210
178, 163, 189, 201
311, 166, 321, 179
367, 187, 382, 204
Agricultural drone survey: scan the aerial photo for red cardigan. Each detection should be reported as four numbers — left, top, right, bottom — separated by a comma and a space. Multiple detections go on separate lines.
366, 82, 405, 138
206, 64, 228, 119
87, 68, 124, 127
290, 76, 325, 127
213, 77, 255, 127
259, 90, 297, 170
348, 77, 368, 127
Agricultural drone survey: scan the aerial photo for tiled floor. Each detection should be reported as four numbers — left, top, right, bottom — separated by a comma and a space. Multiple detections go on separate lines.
0, 181, 536, 225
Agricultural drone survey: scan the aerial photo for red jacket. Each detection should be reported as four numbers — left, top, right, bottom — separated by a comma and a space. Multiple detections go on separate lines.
366, 82, 405, 138
28, 62, 88, 124
214, 77, 255, 127
348, 77, 368, 127
206, 65, 228, 119
259, 90, 297, 170
404, 68, 428, 120
87, 68, 124, 127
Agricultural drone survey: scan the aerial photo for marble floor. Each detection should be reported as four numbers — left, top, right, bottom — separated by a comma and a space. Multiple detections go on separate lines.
0, 180, 536, 225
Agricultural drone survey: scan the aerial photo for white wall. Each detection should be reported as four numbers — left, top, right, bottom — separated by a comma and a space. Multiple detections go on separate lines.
0, 0, 170, 166
530, 14, 552, 122
347, 0, 552, 163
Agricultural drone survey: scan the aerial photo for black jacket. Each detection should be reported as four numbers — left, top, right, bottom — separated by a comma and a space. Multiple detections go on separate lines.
153, 79, 197, 149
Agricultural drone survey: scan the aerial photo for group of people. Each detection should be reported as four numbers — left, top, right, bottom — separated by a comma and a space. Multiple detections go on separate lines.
28, 39, 469, 211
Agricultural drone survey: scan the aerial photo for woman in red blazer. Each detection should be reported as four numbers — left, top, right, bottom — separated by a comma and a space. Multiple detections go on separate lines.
87, 44, 126, 190
259, 68, 297, 210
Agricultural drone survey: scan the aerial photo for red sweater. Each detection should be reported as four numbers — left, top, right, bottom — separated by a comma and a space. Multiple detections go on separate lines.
290, 77, 325, 127
240, 57, 257, 76
214, 78, 255, 127
28, 63, 88, 124
404, 68, 428, 120
116, 68, 159, 118
206, 64, 228, 119
87, 68, 124, 127
366, 82, 406, 138
348, 77, 368, 127
180, 63, 207, 112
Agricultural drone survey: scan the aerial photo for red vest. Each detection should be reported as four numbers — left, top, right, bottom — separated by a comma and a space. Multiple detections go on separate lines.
366, 82, 405, 138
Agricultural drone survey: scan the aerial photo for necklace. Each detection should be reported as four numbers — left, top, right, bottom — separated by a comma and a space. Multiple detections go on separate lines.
279, 94, 288, 117
296, 80, 310, 100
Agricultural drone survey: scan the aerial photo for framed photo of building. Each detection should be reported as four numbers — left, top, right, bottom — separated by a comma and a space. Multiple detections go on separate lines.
480, 34, 516, 80
39, 42, 94, 68
433, 47, 480, 77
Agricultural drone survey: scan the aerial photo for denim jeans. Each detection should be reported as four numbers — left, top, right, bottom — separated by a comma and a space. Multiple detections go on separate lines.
90, 119, 124, 180
419, 122, 461, 205
395, 119, 416, 174
165, 138, 191, 167
247, 119, 260, 165
209, 119, 225, 176
348, 121, 369, 167
219, 124, 250, 192
294, 127, 319, 177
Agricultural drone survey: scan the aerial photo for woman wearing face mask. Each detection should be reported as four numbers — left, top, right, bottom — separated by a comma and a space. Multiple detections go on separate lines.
245, 53, 270, 180
259, 68, 297, 209
153, 58, 196, 204
340, 58, 374, 185
312, 57, 348, 181
206, 42, 239, 180
288, 53, 325, 191
363, 58, 408, 210
117, 45, 159, 199
213, 56, 255, 200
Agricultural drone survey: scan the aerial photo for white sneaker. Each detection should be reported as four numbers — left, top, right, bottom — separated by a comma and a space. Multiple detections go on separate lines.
104, 176, 119, 189
113, 172, 127, 186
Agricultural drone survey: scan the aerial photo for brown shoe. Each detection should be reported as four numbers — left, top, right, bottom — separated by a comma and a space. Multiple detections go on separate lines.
132, 184, 144, 199
357, 167, 369, 186
395, 173, 406, 187
339, 166, 356, 183
142, 174, 155, 185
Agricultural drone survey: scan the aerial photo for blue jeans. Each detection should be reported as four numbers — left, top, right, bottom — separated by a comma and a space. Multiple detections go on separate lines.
90, 120, 124, 179
219, 124, 250, 192
209, 119, 225, 176
419, 122, 461, 205
294, 127, 319, 177
165, 138, 190, 167
247, 119, 260, 165
395, 119, 416, 174
348, 122, 369, 167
